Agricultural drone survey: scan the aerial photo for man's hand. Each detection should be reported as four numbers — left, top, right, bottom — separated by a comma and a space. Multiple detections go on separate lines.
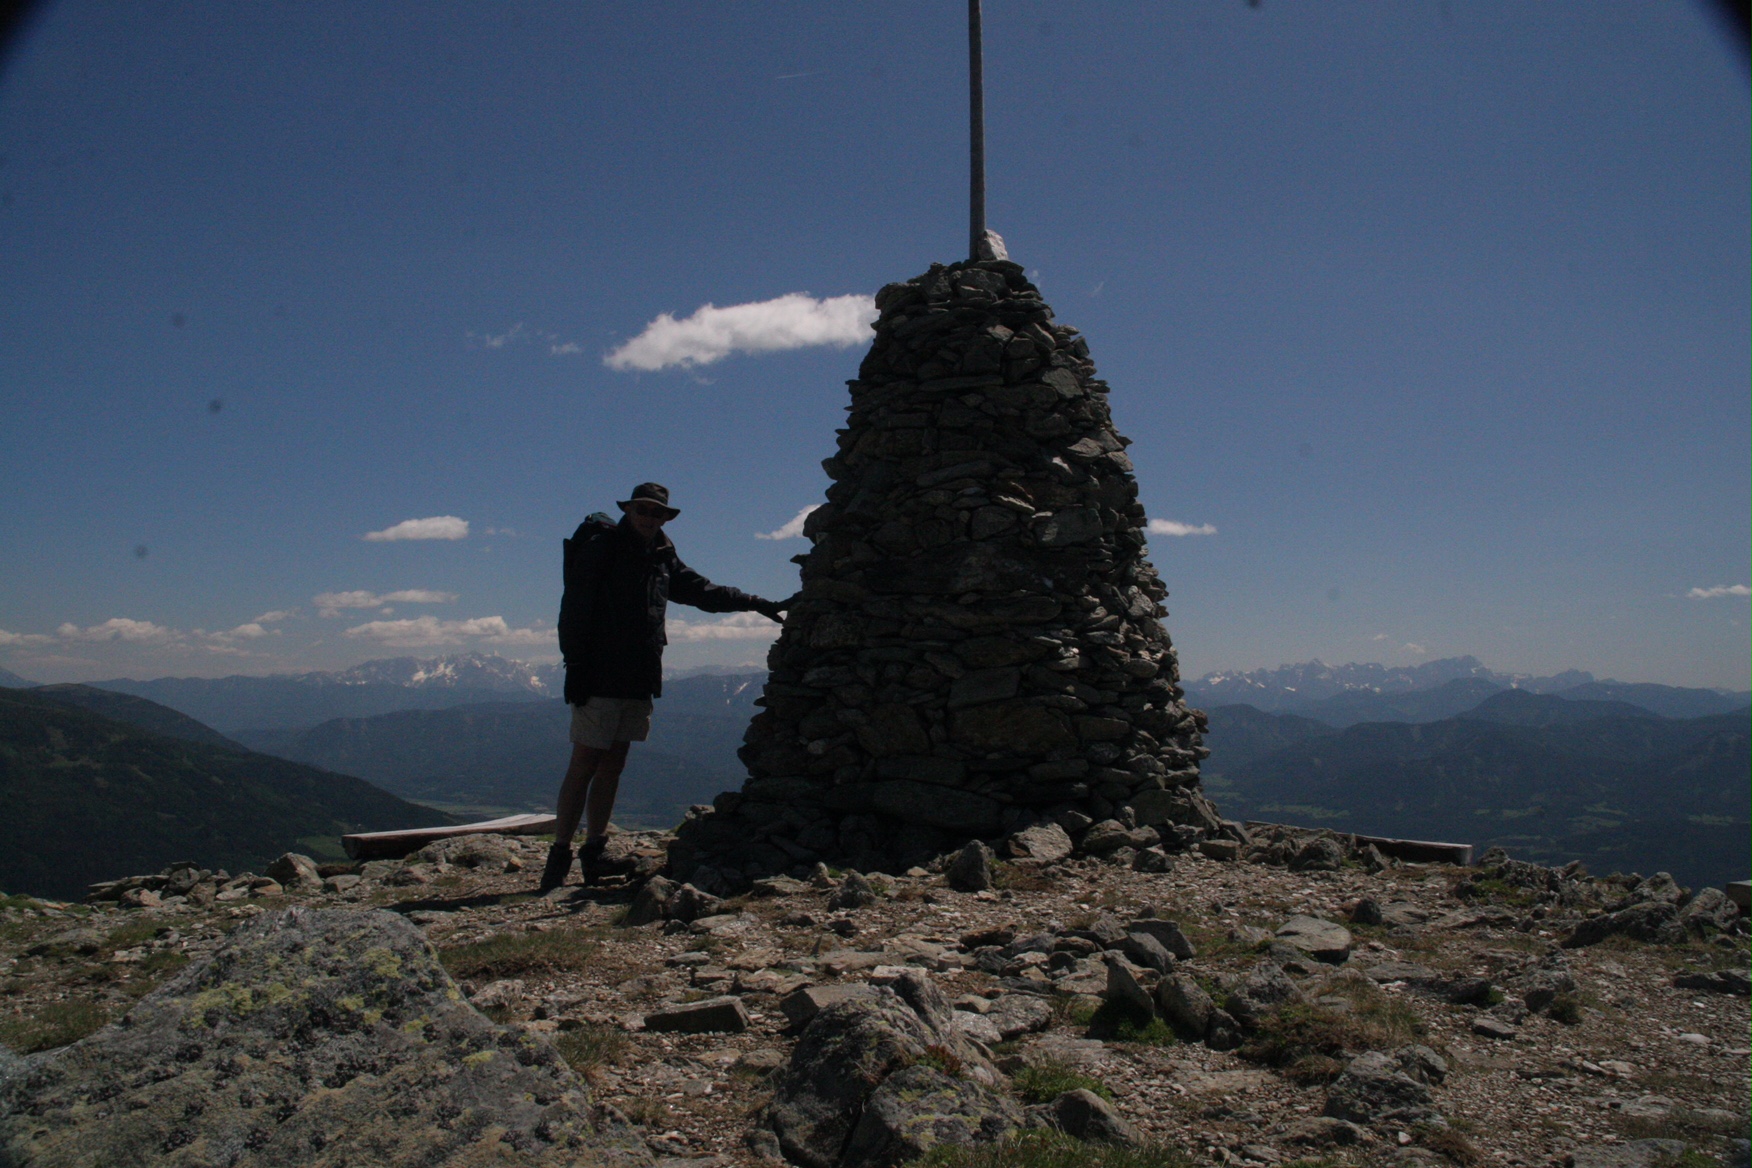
752, 597, 787, 623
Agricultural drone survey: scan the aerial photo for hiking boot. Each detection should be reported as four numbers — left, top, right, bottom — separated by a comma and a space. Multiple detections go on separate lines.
579, 835, 608, 887
537, 842, 572, 895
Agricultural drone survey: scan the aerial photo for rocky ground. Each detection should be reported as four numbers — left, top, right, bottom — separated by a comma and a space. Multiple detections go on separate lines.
1, 827, 1746, 1168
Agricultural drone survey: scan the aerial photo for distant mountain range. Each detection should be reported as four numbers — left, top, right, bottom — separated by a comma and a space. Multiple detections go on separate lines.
1182, 656, 1748, 723
0, 666, 37, 689
90, 653, 561, 732
0, 688, 451, 901
1200, 689, 1750, 889
232, 672, 764, 827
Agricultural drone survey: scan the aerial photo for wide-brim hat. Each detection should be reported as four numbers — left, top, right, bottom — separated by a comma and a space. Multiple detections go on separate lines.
618, 482, 680, 520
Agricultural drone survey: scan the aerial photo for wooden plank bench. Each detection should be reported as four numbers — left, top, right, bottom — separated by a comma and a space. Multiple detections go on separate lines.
343, 813, 557, 861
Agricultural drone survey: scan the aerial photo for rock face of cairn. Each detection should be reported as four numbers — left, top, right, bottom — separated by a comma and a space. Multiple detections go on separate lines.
671, 258, 1219, 886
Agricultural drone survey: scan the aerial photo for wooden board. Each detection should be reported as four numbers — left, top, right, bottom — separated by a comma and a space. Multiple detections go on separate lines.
342, 813, 557, 861
1728, 881, 1750, 912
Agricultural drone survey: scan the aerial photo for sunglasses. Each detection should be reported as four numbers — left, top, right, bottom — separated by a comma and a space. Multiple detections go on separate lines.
630, 503, 671, 519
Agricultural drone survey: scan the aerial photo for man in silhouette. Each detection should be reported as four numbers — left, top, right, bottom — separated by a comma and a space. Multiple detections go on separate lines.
540, 482, 785, 893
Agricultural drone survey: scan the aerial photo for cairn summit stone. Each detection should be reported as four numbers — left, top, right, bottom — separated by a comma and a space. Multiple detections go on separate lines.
672, 257, 1215, 884
0, 906, 650, 1168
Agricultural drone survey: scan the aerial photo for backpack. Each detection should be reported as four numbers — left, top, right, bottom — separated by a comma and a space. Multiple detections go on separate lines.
558, 512, 618, 660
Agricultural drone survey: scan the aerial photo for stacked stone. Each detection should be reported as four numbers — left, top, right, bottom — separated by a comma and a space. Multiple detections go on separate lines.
671, 257, 1221, 885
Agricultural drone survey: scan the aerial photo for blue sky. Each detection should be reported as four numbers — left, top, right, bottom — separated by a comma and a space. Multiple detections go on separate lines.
0, 1, 1746, 689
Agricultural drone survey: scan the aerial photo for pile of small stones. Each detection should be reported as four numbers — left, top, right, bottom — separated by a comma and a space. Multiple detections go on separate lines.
675, 257, 1218, 888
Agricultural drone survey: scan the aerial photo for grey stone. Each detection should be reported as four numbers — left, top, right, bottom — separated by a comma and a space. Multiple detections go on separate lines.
1569, 1139, 1690, 1168
1005, 822, 1073, 864
1290, 837, 1345, 872
668, 882, 725, 923
1130, 845, 1173, 873
832, 871, 881, 910
1275, 915, 1354, 963
1102, 955, 1155, 1018
986, 995, 1053, 1039
1154, 973, 1214, 1040
1078, 820, 1133, 854
841, 1065, 1021, 1168
1519, 968, 1579, 1013
1120, 931, 1173, 973
645, 996, 751, 1034
1277, 1116, 1367, 1147
1125, 918, 1195, 960
1471, 1016, 1517, 1040
781, 983, 884, 1028
627, 874, 679, 926
1226, 961, 1304, 1030
947, 840, 995, 892
263, 851, 322, 888
1672, 968, 1750, 996
1395, 1044, 1448, 1085
0, 907, 649, 1168
1564, 901, 1686, 948
1199, 839, 1240, 861
1679, 886, 1742, 933
1046, 1088, 1136, 1144
1322, 1050, 1444, 1128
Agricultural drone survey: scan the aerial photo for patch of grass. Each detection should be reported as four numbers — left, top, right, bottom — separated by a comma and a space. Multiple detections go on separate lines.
1415, 1123, 1480, 1165
1546, 992, 1582, 1025
1615, 1107, 1749, 1142
616, 1096, 668, 1127
916, 1043, 966, 1077
137, 950, 190, 978
1112, 1014, 1176, 1046
0, 1000, 111, 1053
920, 1129, 1194, 1168
438, 927, 600, 980
1282, 1054, 1346, 1085
1238, 980, 1426, 1071
1668, 1151, 1721, 1168
1052, 996, 1102, 1029
1279, 1159, 1346, 1168
104, 919, 164, 951
1082, 998, 1153, 1041
553, 1023, 628, 1073
1011, 1059, 1113, 1105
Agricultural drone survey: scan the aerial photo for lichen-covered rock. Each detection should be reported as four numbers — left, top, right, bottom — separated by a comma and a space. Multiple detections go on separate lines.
1322, 1050, 1445, 1128
1042, 1088, 1135, 1144
841, 1065, 1021, 1168
1564, 901, 1687, 948
0, 906, 650, 1168
765, 972, 998, 1168
1274, 915, 1354, 963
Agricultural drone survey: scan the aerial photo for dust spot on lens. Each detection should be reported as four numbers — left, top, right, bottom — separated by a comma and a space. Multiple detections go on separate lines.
208, 399, 223, 414
133, 545, 149, 559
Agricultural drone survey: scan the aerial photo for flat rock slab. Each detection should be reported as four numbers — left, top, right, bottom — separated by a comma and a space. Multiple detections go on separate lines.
0, 906, 649, 1168
782, 983, 884, 1028
1275, 915, 1354, 963
644, 996, 751, 1034
1569, 1139, 1689, 1168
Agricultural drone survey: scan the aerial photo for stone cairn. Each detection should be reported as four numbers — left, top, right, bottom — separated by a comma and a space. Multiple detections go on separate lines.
670, 257, 1222, 889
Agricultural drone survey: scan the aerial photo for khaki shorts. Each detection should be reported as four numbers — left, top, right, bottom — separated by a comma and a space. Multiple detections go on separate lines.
569, 697, 653, 749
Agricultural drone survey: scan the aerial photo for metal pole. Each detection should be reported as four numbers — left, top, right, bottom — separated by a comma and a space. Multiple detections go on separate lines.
968, 0, 986, 260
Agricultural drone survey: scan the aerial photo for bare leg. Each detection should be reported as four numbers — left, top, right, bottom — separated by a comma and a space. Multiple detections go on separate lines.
553, 743, 606, 848
582, 741, 631, 841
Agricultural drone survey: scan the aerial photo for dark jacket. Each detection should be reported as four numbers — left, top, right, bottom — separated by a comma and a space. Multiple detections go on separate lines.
557, 515, 766, 704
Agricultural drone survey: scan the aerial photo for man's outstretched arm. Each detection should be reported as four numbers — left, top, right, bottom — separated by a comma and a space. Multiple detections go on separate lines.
668, 558, 786, 621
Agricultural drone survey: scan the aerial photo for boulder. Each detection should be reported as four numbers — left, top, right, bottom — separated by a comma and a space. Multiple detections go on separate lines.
831, 871, 880, 910
1154, 973, 1215, 1040
644, 996, 751, 1034
1322, 1050, 1445, 1128
1102, 955, 1155, 1018
946, 841, 995, 893
841, 1065, 1021, 1168
1119, 931, 1173, 974
0, 907, 649, 1168
667, 883, 725, 923
1005, 822, 1073, 864
625, 874, 678, 926
782, 984, 884, 1028
1044, 1088, 1136, 1144
1290, 837, 1344, 872
765, 976, 996, 1168
1125, 918, 1195, 960
1564, 902, 1686, 948
264, 851, 322, 889
1226, 961, 1304, 1030
1275, 915, 1354, 963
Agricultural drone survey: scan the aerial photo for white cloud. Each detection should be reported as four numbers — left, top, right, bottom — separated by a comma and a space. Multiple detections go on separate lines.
604, 292, 877, 373
757, 505, 820, 541
0, 628, 54, 646
57, 618, 178, 644
665, 612, 782, 642
1147, 519, 1218, 537
342, 615, 546, 649
215, 622, 272, 640
1688, 585, 1750, 600
363, 516, 470, 542
550, 342, 583, 356
472, 323, 527, 349
316, 589, 457, 617
253, 609, 297, 624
